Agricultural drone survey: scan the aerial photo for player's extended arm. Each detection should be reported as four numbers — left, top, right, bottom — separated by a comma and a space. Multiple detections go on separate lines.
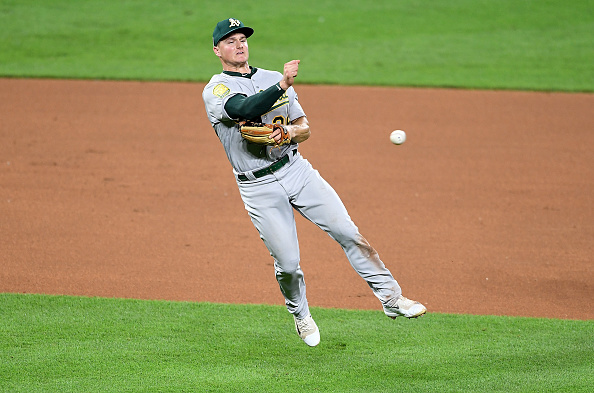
225, 83, 286, 121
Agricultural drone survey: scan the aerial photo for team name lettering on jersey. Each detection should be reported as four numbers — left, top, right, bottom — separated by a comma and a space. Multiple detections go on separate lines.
269, 92, 289, 112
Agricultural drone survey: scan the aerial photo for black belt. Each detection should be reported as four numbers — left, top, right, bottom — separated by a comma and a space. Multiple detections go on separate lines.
237, 150, 296, 181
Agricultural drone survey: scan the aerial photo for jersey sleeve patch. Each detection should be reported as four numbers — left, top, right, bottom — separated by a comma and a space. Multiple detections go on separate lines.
212, 83, 231, 98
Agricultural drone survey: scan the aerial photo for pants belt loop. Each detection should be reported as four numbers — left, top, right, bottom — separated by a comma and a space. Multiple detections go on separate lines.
244, 171, 257, 181
288, 149, 297, 163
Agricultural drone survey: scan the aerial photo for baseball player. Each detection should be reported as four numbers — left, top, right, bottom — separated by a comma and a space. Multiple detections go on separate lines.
202, 18, 426, 347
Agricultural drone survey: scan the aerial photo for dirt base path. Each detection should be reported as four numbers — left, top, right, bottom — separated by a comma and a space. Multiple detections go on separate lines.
1, 79, 592, 320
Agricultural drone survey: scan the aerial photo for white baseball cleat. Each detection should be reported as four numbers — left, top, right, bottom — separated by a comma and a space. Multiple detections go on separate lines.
294, 314, 320, 347
383, 295, 427, 319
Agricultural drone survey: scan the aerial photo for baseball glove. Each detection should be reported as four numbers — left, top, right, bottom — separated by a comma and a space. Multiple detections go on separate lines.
238, 121, 291, 147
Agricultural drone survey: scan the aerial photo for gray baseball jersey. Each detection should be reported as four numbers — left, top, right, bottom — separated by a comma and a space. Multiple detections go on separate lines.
203, 68, 305, 175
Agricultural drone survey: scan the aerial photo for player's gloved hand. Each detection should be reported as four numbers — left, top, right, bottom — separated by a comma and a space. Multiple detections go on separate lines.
238, 121, 291, 147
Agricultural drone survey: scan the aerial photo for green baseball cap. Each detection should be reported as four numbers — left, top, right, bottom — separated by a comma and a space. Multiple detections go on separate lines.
212, 18, 254, 46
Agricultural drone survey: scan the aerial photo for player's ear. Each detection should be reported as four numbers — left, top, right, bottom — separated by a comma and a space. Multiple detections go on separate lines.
213, 46, 220, 57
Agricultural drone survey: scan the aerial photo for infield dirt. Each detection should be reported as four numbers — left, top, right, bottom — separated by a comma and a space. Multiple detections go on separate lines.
1, 78, 592, 320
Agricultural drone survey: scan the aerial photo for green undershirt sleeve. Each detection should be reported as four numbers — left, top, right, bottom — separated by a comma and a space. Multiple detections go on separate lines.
225, 82, 286, 121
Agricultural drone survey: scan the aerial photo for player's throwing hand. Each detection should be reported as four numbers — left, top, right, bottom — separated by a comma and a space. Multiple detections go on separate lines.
280, 60, 300, 90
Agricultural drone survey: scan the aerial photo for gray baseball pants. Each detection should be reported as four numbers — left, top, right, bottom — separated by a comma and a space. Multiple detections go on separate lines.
237, 152, 402, 319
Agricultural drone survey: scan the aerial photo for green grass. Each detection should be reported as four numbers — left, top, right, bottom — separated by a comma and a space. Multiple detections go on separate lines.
1, 293, 592, 392
0, 0, 592, 91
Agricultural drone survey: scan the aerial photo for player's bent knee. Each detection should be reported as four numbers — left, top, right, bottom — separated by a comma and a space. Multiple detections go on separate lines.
273, 259, 302, 276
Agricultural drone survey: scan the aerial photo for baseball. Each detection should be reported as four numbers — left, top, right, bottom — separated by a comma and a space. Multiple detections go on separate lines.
390, 130, 406, 145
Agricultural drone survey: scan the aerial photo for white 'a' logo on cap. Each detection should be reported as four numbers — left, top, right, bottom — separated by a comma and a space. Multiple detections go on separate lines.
229, 18, 241, 27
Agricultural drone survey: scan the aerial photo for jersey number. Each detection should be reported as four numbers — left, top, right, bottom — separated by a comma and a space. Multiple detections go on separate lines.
272, 116, 288, 125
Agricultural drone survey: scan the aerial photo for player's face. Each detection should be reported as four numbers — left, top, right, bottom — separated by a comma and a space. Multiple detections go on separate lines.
214, 33, 249, 69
